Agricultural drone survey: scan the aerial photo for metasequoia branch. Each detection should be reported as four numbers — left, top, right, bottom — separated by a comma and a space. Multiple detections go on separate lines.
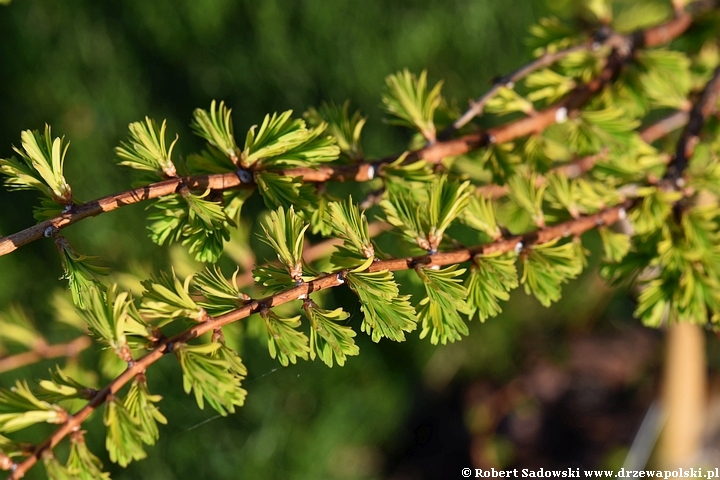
0, 11, 694, 258
8, 200, 633, 479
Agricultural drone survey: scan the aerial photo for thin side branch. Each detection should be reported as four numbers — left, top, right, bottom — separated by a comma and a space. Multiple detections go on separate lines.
8, 200, 632, 479
441, 43, 593, 140
640, 110, 690, 145
664, 65, 720, 184
439, 6, 694, 139
476, 108, 689, 200
0, 336, 91, 374
0, 10, 695, 258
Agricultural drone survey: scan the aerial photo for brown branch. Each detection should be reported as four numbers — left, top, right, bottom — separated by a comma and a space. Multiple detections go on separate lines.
260, 104, 683, 278
0, 173, 249, 257
0, 336, 91, 374
475, 108, 689, 200
640, 110, 690, 145
441, 42, 594, 140
0, 10, 695, 259
269, 13, 693, 177
440, 6, 694, 139
8, 199, 634, 479
664, 65, 720, 185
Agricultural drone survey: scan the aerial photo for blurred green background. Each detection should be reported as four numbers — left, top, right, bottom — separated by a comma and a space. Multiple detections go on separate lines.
0, 1, 697, 479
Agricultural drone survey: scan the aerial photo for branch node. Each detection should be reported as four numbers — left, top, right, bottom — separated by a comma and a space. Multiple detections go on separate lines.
336, 271, 346, 284
555, 107, 568, 124
491, 75, 513, 88
593, 26, 612, 48
258, 304, 271, 318
196, 307, 212, 324
235, 167, 253, 184
0, 452, 14, 472
211, 327, 224, 344
148, 327, 166, 346
83, 387, 99, 400
43, 226, 58, 238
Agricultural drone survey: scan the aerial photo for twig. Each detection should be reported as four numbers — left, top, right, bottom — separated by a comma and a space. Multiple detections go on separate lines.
440, 43, 594, 140
0, 336, 91, 374
664, 65, 720, 185
0, 11, 694, 259
8, 199, 633, 479
640, 110, 690, 145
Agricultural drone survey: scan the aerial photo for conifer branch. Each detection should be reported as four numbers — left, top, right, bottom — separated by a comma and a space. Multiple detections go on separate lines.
0, 336, 91, 374
476, 108, 689, 200
8, 200, 632, 479
440, 8, 695, 139
639, 110, 690, 145
0, 11, 697, 259
441, 44, 593, 140
0, 173, 249, 256
1, 4, 718, 478
607, 58, 720, 329
304, 106, 688, 210
664, 65, 720, 184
